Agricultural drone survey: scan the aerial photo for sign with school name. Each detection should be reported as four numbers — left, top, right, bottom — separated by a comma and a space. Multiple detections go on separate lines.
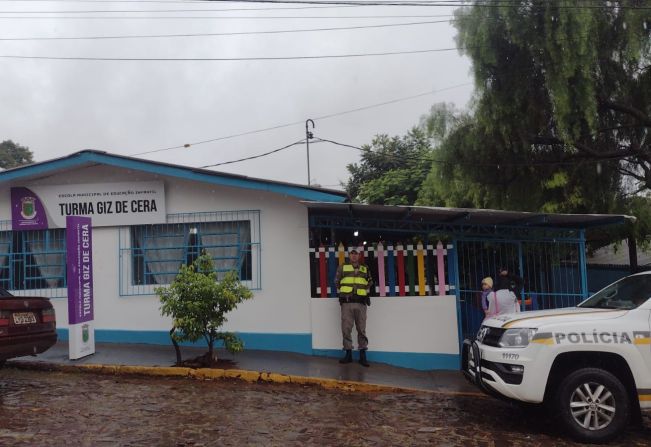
11, 181, 166, 229
67, 215, 95, 360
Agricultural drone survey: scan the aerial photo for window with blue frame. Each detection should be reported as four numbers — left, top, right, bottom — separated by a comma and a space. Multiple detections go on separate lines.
0, 228, 67, 290
130, 220, 253, 286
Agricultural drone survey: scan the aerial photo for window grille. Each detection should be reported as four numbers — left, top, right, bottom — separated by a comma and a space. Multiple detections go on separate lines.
0, 220, 67, 298
119, 210, 261, 295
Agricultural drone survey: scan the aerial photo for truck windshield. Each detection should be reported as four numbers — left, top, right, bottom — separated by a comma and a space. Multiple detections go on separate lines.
579, 275, 651, 310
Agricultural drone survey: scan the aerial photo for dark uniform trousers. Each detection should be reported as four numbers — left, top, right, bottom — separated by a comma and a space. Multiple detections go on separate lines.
340, 302, 368, 350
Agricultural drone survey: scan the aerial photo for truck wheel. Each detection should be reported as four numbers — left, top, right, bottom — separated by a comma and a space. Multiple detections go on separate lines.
555, 367, 630, 443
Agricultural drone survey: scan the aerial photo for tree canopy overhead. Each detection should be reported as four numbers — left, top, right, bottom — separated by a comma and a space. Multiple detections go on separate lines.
415, 1, 651, 220
345, 2, 651, 243
452, 0, 651, 194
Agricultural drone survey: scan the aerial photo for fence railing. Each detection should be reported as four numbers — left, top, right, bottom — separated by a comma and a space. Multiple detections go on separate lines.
456, 238, 586, 340
308, 241, 454, 298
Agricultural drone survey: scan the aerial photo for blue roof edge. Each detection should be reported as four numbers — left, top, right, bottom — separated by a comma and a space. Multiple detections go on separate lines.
0, 150, 348, 203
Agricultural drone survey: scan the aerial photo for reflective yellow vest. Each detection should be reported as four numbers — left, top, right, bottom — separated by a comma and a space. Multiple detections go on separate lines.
339, 264, 369, 296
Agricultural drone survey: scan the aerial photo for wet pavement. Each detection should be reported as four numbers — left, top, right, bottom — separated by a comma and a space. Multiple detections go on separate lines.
15, 341, 476, 394
0, 367, 649, 446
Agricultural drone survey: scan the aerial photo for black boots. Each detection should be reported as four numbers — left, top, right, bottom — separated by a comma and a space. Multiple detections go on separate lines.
339, 349, 369, 367
359, 349, 370, 367
339, 349, 353, 364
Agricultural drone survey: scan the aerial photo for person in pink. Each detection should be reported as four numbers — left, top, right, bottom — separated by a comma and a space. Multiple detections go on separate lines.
486, 276, 519, 318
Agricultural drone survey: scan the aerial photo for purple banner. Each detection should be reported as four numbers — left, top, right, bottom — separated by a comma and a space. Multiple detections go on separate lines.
66, 216, 94, 325
10, 187, 48, 230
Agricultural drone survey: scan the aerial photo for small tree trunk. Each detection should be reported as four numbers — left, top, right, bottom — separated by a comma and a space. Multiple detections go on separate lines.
206, 339, 215, 367
169, 327, 182, 365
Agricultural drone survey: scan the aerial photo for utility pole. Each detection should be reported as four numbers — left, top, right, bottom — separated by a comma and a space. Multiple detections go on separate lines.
305, 119, 315, 186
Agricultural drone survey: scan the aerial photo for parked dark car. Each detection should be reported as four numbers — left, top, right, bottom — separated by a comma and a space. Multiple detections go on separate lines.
0, 288, 57, 366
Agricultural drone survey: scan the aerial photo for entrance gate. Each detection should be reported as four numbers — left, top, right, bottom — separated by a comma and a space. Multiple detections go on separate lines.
456, 236, 587, 341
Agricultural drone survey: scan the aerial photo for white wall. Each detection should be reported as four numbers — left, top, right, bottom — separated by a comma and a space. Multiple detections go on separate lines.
311, 296, 460, 355
0, 165, 314, 335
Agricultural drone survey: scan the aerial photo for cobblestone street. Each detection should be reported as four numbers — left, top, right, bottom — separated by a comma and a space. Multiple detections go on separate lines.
0, 367, 649, 446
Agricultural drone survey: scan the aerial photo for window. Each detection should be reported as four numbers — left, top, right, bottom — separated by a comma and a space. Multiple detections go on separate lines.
579, 274, 651, 310
0, 226, 66, 292
120, 211, 261, 295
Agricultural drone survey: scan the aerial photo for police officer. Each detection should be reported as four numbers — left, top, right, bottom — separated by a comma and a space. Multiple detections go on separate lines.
335, 247, 373, 367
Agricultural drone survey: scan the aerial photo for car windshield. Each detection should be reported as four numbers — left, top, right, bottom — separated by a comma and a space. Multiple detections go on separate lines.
579, 275, 651, 310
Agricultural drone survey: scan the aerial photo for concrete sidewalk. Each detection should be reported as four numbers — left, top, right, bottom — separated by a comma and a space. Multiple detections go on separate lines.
9, 342, 479, 395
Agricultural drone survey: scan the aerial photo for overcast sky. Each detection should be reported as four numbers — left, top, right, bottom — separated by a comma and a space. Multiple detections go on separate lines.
0, 0, 474, 190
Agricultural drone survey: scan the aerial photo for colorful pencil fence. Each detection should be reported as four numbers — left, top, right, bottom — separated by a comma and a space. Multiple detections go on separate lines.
309, 241, 454, 298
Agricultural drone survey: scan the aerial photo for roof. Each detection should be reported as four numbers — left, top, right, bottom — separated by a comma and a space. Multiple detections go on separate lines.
0, 150, 348, 203
302, 202, 635, 229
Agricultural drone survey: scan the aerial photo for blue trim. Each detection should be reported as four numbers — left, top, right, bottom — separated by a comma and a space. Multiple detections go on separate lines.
387, 247, 396, 296
57, 329, 312, 355
518, 241, 524, 311
55, 328, 457, 370
449, 240, 463, 368
0, 151, 346, 203
312, 349, 459, 371
579, 229, 589, 299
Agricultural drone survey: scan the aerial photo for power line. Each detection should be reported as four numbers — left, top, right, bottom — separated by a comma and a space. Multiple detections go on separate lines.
0, 5, 365, 12
192, 132, 630, 172
156, 0, 651, 10
0, 13, 455, 19
199, 139, 306, 167
1, 30, 601, 60
11, 0, 640, 10
132, 82, 470, 156
0, 46, 466, 61
0, 0, 646, 9
0, 17, 629, 50
0, 19, 451, 40
314, 136, 639, 168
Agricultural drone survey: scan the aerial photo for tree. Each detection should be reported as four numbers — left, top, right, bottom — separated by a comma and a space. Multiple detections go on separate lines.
157, 254, 253, 366
420, 1, 651, 216
0, 140, 34, 169
345, 103, 460, 205
456, 1, 651, 177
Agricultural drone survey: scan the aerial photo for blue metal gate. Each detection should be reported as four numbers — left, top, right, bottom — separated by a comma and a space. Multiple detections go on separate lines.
456, 233, 587, 340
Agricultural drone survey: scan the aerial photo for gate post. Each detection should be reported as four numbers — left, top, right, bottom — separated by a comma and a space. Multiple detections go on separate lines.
447, 240, 463, 366
578, 229, 589, 299
518, 241, 525, 311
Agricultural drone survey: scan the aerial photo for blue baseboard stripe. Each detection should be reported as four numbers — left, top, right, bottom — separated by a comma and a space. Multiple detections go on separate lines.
56, 329, 459, 370
57, 329, 313, 355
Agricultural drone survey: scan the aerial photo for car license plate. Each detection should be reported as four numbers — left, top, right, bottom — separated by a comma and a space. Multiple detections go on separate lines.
13, 312, 36, 325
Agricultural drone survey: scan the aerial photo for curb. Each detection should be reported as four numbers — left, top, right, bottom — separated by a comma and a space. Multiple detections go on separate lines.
7, 360, 486, 398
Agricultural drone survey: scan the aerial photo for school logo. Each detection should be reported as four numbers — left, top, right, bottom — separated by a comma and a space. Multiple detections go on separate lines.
82, 324, 89, 343
20, 197, 37, 220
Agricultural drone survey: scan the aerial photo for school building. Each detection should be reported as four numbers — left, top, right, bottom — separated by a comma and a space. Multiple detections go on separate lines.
0, 150, 633, 370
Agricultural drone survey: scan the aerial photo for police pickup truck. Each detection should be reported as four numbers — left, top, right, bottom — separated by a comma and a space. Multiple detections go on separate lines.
462, 272, 651, 443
